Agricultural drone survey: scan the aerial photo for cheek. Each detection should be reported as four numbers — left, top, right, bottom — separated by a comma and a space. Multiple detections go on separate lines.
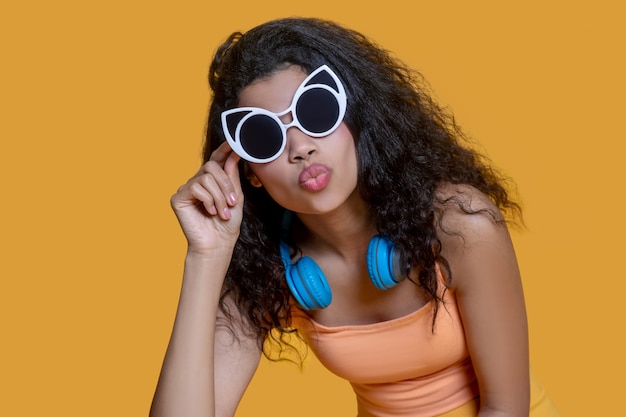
248, 161, 291, 196
336, 123, 356, 149
336, 126, 358, 166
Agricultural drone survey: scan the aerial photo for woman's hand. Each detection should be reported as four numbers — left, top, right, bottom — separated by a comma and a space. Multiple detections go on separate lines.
170, 142, 244, 254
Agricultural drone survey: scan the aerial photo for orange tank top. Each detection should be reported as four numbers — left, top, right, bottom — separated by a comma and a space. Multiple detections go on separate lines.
291, 286, 480, 417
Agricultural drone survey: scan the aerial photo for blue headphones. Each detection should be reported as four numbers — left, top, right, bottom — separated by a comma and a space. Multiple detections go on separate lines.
280, 234, 406, 310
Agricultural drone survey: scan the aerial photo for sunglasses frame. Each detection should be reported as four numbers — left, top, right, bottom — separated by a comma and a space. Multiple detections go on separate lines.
221, 65, 347, 163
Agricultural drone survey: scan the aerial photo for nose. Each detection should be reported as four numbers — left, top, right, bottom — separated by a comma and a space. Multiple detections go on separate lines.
286, 126, 317, 162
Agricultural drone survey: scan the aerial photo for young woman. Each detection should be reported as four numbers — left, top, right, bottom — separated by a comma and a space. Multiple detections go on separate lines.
150, 17, 562, 417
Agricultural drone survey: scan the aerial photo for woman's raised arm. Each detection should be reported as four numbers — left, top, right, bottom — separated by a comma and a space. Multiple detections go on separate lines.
150, 143, 262, 417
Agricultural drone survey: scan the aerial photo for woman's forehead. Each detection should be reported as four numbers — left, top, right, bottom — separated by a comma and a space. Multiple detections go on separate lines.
237, 66, 308, 112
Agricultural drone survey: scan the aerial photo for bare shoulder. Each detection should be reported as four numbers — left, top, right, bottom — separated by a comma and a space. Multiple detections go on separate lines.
435, 183, 506, 233
434, 183, 517, 289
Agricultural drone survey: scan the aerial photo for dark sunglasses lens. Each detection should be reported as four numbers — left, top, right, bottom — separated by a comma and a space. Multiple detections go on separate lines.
240, 115, 283, 160
295, 89, 340, 134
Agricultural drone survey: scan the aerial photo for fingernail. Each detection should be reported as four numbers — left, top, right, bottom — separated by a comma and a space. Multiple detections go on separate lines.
228, 192, 238, 205
222, 207, 231, 219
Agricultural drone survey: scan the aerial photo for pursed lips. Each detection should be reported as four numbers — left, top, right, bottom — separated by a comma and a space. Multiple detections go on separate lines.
298, 163, 331, 191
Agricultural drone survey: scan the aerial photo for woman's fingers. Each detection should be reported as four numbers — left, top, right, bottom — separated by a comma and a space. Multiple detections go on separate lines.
223, 148, 242, 205
209, 141, 236, 165
187, 180, 218, 216
196, 165, 234, 220
169, 142, 246, 252
199, 146, 242, 218
174, 142, 243, 221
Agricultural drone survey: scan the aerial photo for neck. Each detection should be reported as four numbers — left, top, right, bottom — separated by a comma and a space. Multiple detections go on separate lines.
294, 196, 376, 260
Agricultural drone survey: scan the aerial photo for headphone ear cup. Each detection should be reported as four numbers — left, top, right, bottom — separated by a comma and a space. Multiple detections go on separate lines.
280, 242, 332, 310
288, 256, 332, 310
366, 235, 406, 290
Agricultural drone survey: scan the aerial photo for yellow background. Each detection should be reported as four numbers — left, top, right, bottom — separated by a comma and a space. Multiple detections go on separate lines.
1, 1, 624, 416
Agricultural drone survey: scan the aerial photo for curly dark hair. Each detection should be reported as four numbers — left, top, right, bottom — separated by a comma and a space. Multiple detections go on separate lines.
203, 17, 520, 358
